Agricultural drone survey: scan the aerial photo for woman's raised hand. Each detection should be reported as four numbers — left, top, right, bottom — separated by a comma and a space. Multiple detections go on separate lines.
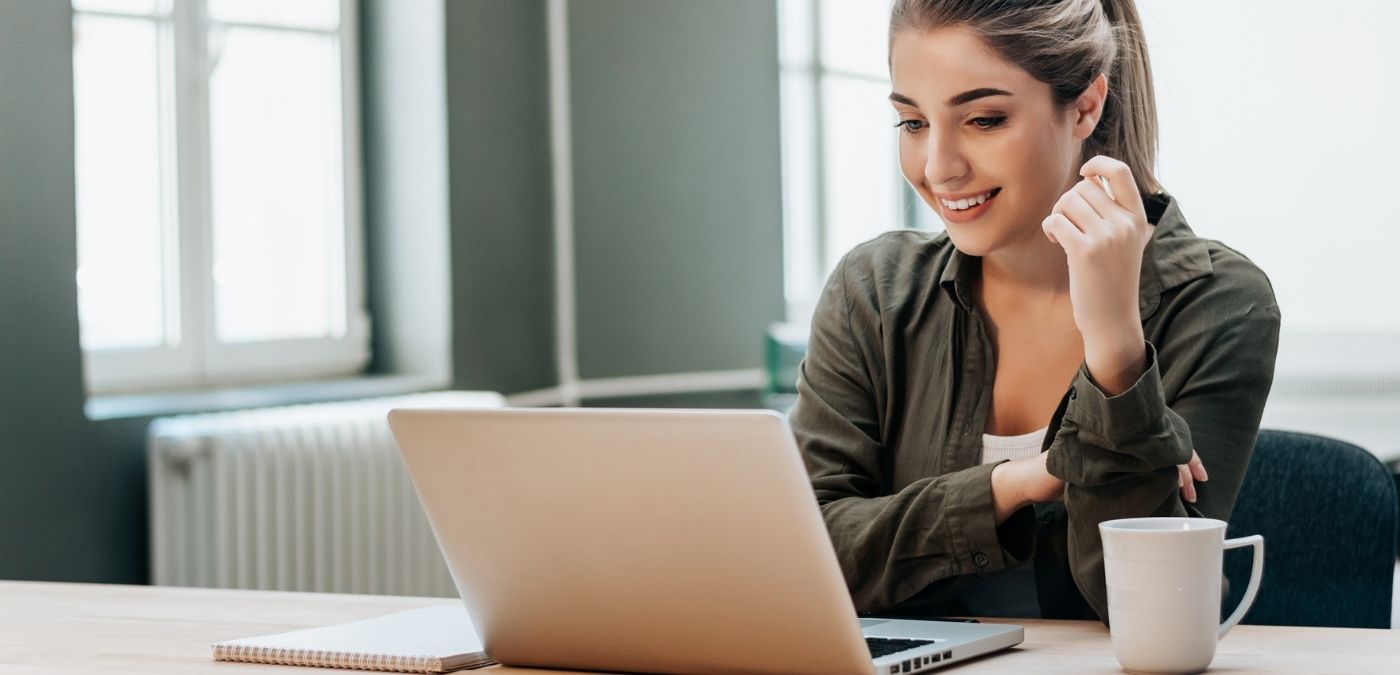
1040, 155, 1153, 396
994, 156, 1205, 513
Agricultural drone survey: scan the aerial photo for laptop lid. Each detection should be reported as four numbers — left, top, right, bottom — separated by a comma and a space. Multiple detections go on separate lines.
388, 407, 876, 675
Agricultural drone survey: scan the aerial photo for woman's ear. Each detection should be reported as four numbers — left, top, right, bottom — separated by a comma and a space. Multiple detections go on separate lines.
1072, 72, 1109, 140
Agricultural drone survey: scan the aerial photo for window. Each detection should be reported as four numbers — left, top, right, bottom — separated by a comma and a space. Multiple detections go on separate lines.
72, 0, 368, 394
777, 0, 1400, 386
777, 0, 929, 325
1137, 0, 1400, 386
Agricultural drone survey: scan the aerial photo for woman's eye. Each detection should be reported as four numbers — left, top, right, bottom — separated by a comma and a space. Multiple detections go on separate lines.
970, 116, 1007, 130
894, 119, 926, 134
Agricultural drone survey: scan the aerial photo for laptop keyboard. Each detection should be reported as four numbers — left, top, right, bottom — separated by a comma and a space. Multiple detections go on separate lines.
865, 637, 936, 658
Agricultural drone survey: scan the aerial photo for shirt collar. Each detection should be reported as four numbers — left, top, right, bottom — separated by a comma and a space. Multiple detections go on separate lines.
938, 191, 1214, 321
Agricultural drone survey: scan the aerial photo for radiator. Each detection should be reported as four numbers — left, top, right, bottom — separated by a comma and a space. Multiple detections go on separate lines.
148, 390, 504, 597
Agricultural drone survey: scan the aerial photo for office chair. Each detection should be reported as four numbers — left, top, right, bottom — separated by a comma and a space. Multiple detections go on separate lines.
1390, 456, 1400, 557
1224, 429, 1398, 629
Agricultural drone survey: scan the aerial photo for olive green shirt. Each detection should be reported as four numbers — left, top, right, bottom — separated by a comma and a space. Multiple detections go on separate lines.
790, 192, 1281, 623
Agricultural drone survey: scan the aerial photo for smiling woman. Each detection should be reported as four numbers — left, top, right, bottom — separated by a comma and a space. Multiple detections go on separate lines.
788, 0, 1281, 625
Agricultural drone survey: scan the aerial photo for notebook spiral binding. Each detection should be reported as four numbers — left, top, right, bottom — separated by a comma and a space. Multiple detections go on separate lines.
213, 643, 445, 673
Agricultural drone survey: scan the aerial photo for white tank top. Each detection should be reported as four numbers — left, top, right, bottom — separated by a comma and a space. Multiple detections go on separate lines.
980, 426, 1049, 465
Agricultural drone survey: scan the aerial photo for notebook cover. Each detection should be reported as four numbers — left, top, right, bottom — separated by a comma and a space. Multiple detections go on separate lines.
212, 605, 493, 673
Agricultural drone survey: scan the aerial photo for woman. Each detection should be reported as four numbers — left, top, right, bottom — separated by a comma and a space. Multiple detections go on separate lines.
790, 0, 1281, 623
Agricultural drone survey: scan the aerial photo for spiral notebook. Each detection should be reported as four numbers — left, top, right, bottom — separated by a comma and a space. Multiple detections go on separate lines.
212, 605, 494, 673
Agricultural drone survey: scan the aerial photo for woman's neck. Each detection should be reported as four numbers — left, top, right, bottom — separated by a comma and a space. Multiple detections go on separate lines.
976, 224, 1071, 306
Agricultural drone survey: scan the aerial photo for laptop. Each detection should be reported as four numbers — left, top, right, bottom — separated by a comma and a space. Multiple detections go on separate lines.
387, 407, 1023, 675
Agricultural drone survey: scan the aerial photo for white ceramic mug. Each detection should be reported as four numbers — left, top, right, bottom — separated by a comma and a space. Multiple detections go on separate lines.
1099, 517, 1264, 674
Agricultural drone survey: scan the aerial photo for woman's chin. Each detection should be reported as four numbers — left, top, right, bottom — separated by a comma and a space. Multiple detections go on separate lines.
943, 225, 998, 257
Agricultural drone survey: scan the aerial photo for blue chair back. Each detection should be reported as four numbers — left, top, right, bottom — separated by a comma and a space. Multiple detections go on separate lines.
1224, 429, 1398, 628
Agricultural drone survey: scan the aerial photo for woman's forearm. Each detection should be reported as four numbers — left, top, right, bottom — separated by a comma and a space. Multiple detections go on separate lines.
1082, 324, 1148, 397
990, 453, 1065, 524
989, 461, 1027, 524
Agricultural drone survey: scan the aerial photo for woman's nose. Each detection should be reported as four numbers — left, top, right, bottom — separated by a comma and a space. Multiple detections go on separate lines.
924, 131, 969, 186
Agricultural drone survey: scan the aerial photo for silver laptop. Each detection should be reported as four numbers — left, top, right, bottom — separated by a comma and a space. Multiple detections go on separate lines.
388, 407, 1023, 675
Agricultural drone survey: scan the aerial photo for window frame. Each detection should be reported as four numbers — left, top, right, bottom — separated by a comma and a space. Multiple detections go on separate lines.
75, 0, 370, 394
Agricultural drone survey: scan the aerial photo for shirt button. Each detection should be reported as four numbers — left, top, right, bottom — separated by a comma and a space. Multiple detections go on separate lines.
973, 552, 990, 568
1068, 386, 1078, 400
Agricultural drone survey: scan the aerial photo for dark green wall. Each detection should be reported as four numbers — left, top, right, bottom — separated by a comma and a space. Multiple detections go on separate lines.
433, 0, 787, 389
443, 0, 559, 393
569, 0, 785, 379
0, 0, 145, 582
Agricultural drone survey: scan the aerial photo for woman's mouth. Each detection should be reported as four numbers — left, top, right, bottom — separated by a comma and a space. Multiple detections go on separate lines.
938, 187, 1001, 223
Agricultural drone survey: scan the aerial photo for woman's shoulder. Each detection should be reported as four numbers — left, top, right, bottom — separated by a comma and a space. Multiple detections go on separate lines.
1171, 236, 1279, 320
811, 230, 957, 358
832, 228, 956, 300
1147, 192, 1279, 321
1147, 234, 1280, 369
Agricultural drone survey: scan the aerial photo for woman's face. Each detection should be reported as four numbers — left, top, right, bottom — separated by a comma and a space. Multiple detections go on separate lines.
889, 25, 1099, 257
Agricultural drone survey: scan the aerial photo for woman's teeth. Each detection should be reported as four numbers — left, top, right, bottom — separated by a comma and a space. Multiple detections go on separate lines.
941, 188, 998, 211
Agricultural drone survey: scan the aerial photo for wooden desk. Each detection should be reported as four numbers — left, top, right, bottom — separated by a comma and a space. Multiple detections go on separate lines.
1, 580, 1395, 674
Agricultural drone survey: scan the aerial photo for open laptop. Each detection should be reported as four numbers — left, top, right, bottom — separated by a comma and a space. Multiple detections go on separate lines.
387, 407, 1023, 675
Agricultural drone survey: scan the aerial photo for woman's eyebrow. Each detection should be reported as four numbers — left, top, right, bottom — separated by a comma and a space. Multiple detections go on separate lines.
889, 92, 920, 107
946, 87, 1013, 106
888, 88, 1013, 108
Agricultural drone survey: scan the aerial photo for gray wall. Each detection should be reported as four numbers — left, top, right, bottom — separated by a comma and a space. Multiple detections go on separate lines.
569, 0, 785, 379
0, 0, 145, 582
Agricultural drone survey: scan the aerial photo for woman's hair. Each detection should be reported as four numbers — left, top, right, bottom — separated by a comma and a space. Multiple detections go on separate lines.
889, 0, 1161, 196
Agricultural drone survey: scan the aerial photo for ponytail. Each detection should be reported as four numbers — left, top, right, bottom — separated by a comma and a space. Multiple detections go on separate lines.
1090, 0, 1161, 195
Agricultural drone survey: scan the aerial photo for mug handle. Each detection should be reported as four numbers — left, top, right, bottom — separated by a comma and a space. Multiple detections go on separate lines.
1218, 534, 1264, 639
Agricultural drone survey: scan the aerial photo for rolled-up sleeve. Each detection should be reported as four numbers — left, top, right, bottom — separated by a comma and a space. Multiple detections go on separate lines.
792, 253, 1034, 613
1049, 343, 1194, 485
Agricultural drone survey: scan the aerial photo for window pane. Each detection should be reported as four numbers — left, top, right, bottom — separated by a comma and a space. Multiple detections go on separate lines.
73, 0, 162, 15
209, 26, 344, 343
208, 0, 338, 30
780, 72, 819, 316
73, 14, 170, 351
1140, 0, 1400, 333
819, 0, 891, 79
821, 76, 901, 273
